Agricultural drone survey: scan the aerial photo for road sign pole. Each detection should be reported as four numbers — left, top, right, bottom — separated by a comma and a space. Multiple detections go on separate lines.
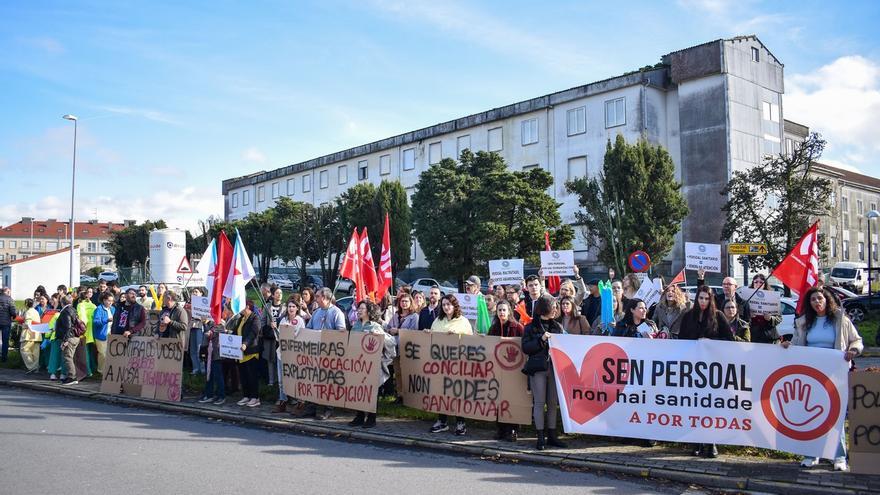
743, 256, 749, 288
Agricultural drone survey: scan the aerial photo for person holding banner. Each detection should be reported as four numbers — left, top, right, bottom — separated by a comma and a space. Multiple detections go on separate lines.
307, 288, 347, 332
782, 286, 863, 471
748, 274, 782, 345
556, 296, 590, 335
488, 300, 524, 442
199, 317, 228, 405
723, 301, 751, 342
521, 275, 545, 319
235, 301, 263, 408
20, 298, 42, 373
157, 291, 189, 342
678, 285, 733, 458
187, 288, 207, 376
429, 294, 473, 436
522, 295, 567, 450
653, 285, 691, 338
92, 292, 115, 374
349, 301, 397, 428
612, 299, 658, 338
261, 285, 283, 387
557, 267, 587, 306
271, 296, 306, 413
111, 289, 147, 338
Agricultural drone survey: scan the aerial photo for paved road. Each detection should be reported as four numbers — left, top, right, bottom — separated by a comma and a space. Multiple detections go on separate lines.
0, 388, 691, 495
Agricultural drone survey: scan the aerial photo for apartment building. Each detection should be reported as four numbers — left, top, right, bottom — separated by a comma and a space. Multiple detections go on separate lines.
222, 36, 787, 275
0, 218, 131, 271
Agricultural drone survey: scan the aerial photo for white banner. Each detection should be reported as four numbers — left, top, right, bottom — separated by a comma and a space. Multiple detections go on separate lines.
736, 287, 781, 315
685, 242, 722, 273
548, 335, 849, 458
453, 293, 479, 320
191, 296, 211, 319
219, 334, 243, 360
488, 259, 524, 286
540, 250, 575, 276
633, 277, 663, 308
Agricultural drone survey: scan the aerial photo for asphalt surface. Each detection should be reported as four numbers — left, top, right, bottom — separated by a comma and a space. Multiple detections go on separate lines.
0, 388, 691, 495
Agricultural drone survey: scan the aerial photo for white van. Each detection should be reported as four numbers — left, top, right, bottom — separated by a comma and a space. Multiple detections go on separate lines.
829, 262, 869, 294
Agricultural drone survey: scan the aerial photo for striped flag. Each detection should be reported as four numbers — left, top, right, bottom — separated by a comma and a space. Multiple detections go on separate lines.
376, 213, 393, 299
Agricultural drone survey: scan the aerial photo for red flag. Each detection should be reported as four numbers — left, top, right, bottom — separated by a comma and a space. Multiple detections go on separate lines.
360, 227, 379, 301
376, 214, 393, 299
771, 221, 820, 314
669, 268, 686, 286
544, 231, 561, 295
208, 231, 233, 323
339, 228, 360, 282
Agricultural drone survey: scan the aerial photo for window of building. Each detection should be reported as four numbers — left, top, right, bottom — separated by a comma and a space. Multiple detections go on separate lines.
358, 160, 369, 180
9, 255, 15, 261
842, 196, 849, 211
243, 189, 250, 206
47, 242, 58, 250
843, 240, 850, 260
302, 175, 312, 193
88, 256, 96, 263
567, 106, 586, 136
567, 156, 587, 181
523, 163, 540, 171
831, 237, 838, 258
88, 241, 97, 251
232, 193, 239, 207
829, 191, 836, 208
0, 241, 4, 248
488, 127, 503, 152
271, 182, 280, 199
338, 165, 348, 184
751, 47, 760, 62
762, 101, 779, 122
21, 241, 28, 249
521, 118, 538, 145
402, 148, 416, 171
257, 185, 265, 202
785, 138, 794, 155
287, 178, 295, 196
874, 243, 879, 262
103, 256, 112, 265
429, 142, 442, 164
456, 135, 471, 157
319, 170, 329, 189
9, 241, 16, 248
380, 154, 391, 175
859, 242, 865, 261
845, 215, 850, 229
0, 254, 4, 261
605, 97, 626, 128
34, 241, 40, 249
873, 202, 878, 212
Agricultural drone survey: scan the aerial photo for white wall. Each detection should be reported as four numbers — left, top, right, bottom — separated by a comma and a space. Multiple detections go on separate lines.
2, 248, 80, 300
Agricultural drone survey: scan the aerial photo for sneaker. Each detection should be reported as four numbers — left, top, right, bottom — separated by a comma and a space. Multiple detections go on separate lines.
198, 396, 214, 403
271, 401, 287, 414
237, 397, 250, 406
430, 420, 449, 433
800, 457, 819, 468
317, 408, 333, 420
49, 374, 57, 381
62, 379, 79, 386
213, 398, 226, 405
833, 458, 849, 471
454, 421, 467, 436
246, 398, 261, 408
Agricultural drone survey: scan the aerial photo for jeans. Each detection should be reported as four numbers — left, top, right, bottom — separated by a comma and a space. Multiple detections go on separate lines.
203, 360, 225, 399
238, 358, 260, 399
801, 425, 847, 464
276, 353, 286, 401
188, 328, 204, 374
0, 324, 10, 361
529, 368, 559, 430
61, 337, 81, 381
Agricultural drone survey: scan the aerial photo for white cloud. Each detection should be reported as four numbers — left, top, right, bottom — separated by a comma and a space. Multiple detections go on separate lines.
99, 105, 181, 125
786, 56, 880, 173
242, 147, 267, 163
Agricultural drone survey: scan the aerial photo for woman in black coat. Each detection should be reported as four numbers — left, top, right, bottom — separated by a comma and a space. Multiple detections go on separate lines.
522, 294, 567, 451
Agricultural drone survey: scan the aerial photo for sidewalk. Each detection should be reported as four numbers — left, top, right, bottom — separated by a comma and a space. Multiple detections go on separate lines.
1, 367, 877, 495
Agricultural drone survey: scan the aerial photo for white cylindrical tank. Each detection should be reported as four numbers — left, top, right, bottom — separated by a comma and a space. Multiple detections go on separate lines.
149, 229, 187, 284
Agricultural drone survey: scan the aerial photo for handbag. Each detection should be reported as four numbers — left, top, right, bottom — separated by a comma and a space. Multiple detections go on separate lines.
521, 353, 549, 376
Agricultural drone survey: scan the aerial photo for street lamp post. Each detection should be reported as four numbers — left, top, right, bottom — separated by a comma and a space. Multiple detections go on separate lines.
867, 210, 880, 296
63, 114, 78, 289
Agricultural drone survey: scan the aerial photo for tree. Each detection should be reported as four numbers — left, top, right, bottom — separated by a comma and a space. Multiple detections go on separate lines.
567, 136, 688, 276
274, 197, 319, 281
340, 180, 413, 276
106, 219, 168, 268
412, 150, 572, 288
238, 208, 278, 283
721, 133, 832, 273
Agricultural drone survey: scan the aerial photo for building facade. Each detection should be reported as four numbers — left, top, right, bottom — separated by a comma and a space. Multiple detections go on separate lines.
0, 218, 131, 272
222, 36, 787, 276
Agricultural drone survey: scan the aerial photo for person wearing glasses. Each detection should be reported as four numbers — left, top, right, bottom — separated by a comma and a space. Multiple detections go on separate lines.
696, 268, 750, 321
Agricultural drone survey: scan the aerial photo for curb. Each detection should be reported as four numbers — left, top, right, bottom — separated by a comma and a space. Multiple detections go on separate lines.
1, 378, 873, 495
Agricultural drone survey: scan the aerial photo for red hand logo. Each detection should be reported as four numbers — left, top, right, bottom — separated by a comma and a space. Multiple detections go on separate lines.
775, 378, 824, 427
504, 346, 519, 363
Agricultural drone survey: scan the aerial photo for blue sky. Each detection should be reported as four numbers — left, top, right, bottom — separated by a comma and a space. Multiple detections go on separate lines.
1, 0, 878, 231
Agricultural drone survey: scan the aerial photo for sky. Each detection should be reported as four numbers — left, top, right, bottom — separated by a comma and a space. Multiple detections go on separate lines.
1, 0, 879, 232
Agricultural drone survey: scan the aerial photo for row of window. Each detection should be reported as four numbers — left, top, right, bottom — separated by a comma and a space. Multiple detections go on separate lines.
0, 239, 78, 250
831, 238, 879, 262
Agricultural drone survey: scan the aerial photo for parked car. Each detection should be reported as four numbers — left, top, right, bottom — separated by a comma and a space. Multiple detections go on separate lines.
828, 285, 859, 302
332, 278, 355, 295
98, 271, 118, 281
335, 296, 354, 315
829, 261, 869, 294
681, 285, 723, 301
776, 297, 798, 336
411, 278, 458, 295
293, 274, 324, 291
80, 274, 97, 283
267, 273, 294, 289
842, 293, 880, 323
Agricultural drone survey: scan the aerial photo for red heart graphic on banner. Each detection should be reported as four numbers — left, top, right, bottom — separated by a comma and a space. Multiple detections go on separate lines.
550, 342, 628, 425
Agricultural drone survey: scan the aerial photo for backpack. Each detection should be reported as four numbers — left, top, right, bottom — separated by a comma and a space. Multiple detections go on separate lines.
71, 311, 87, 338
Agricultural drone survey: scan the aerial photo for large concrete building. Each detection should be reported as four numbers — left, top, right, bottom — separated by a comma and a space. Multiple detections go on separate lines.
0, 218, 131, 272
222, 35, 788, 276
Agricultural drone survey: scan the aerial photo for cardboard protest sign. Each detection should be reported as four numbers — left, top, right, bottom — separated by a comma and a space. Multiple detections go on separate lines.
278, 325, 385, 413
848, 372, 880, 474
548, 335, 850, 459
488, 259, 524, 286
685, 242, 722, 272
633, 277, 663, 308
99, 335, 184, 401
144, 310, 161, 337
736, 287, 781, 315
540, 250, 575, 276
219, 334, 243, 359
139, 338, 184, 402
398, 330, 532, 424
191, 296, 211, 319
453, 293, 479, 320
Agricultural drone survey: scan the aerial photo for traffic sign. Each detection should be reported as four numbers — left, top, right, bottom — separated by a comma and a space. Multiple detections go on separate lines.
729, 243, 768, 256
628, 250, 651, 273
176, 256, 193, 274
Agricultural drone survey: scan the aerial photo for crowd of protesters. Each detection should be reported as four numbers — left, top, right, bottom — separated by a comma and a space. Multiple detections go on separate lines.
0, 265, 864, 471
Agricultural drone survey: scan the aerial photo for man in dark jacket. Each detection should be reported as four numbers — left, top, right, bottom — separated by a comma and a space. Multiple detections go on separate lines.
580, 280, 602, 325
90, 279, 108, 306
0, 287, 16, 362
418, 286, 442, 330
55, 295, 83, 384
696, 269, 751, 321
157, 291, 189, 340
111, 288, 147, 337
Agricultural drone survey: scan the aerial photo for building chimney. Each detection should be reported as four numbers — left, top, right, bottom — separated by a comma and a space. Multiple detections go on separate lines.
21, 217, 33, 223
